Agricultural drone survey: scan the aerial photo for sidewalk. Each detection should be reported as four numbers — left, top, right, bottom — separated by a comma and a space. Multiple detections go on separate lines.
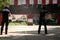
0, 25, 60, 40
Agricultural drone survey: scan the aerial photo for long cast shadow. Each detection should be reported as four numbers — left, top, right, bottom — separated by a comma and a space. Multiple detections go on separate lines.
1, 27, 60, 40
9, 27, 60, 34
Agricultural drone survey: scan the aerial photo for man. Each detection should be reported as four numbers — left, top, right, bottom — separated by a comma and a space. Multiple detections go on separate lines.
38, 5, 48, 34
0, 7, 11, 35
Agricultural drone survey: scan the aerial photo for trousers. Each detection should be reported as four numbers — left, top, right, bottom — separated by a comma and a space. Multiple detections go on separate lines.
1, 18, 9, 35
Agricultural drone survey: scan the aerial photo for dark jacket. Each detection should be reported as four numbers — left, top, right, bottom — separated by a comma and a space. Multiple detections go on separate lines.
2, 8, 10, 20
40, 9, 47, 19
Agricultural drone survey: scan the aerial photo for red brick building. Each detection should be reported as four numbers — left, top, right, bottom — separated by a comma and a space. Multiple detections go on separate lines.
0, 0, 60, 25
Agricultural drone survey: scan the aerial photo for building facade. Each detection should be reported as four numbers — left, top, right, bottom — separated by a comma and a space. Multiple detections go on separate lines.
0, 0, 60, 25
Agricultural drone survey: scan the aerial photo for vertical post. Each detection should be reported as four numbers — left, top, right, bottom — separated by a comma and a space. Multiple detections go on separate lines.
0, 12, 2, 25
27, 13, 33, 25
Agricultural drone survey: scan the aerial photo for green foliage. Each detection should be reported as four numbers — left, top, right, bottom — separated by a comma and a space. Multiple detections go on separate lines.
0, 0, 9, 11
9, 22, 27, 25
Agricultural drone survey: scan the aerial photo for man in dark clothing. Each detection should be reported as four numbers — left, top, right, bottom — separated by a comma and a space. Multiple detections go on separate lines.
0, 7, 11, 35
38, 5, 48, 34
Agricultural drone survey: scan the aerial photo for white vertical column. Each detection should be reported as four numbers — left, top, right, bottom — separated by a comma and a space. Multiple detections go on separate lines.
18, 0, 22, 5
21, 0, 26, 4
38, 0, 42, 4
10, 0, 14, 5
53, 0, 57, 4
46, 0, 49, 4
30, 0, 34, 4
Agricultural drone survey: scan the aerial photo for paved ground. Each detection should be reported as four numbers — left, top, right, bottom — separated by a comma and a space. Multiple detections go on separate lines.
0, 25, 60, 40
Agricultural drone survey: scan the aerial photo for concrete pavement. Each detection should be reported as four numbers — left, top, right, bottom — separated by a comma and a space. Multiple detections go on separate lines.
0, 25, 60, 40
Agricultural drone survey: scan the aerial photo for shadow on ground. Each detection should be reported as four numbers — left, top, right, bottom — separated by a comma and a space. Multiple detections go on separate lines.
9, 27, 60, 34
0, 33, 60, 40
0, 27, 60, 40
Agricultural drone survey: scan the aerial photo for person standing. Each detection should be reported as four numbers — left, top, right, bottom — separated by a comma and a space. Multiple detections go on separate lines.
0, 7, 11, 35
38, 5, 48, 34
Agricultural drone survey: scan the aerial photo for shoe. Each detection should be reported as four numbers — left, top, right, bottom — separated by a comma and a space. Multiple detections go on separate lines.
45, 33, 48, 34
38, 32, 40, 34
5, 33, 7, 35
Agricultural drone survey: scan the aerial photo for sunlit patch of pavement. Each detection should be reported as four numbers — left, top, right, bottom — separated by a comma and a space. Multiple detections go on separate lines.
0, 25, 60, 40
